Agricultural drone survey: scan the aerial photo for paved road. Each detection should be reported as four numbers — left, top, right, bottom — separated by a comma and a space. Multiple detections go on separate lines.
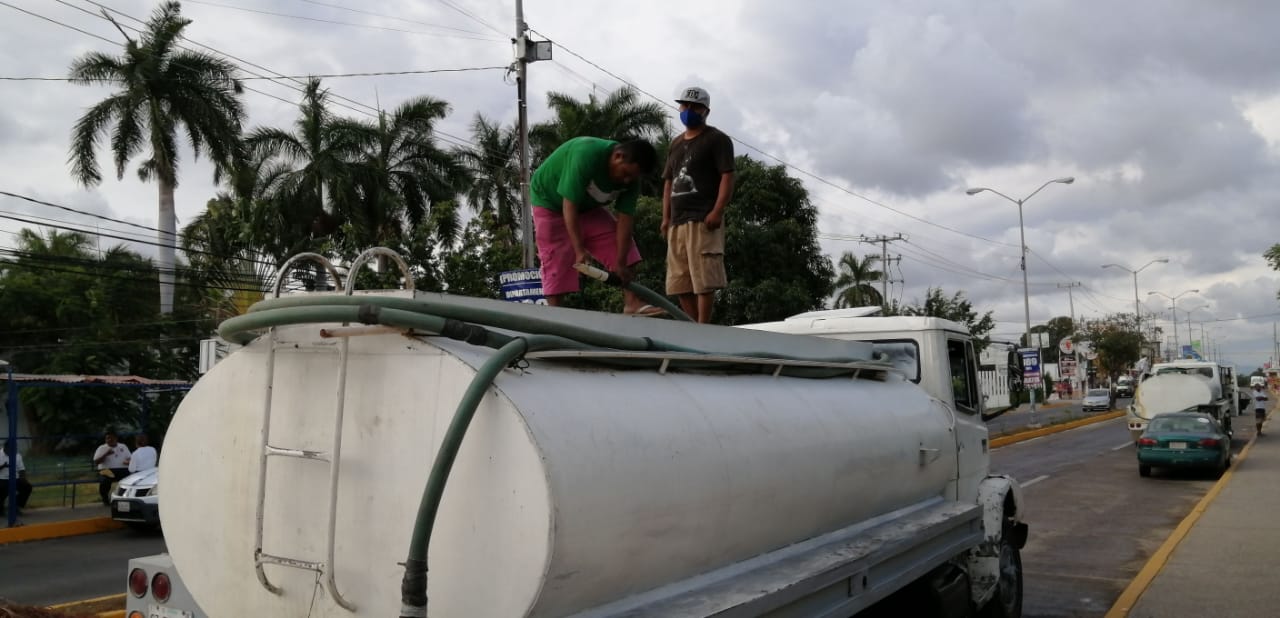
0, 526, 166, 606
993, 411, 1253, 617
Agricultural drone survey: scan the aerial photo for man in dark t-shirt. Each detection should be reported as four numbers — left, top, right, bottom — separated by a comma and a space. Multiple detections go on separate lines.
661, 86, 735, 323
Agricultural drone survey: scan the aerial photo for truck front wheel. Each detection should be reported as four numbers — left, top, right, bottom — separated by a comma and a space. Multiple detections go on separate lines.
980, 503, 1024, 618
979, 539, 1023, 618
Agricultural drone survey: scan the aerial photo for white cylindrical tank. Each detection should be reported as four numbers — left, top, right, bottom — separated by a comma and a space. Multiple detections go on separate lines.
160, 321, 959, 617
1129, 374, 1213, 439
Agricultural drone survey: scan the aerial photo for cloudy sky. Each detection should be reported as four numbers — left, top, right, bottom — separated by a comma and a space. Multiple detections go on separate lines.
2, 0, 1280, 369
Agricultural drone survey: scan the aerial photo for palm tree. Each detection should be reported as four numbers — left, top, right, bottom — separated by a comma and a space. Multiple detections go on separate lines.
68, 1, 245, 314
246, 78, 365, 251
348, 96, 466, 249
529, 86, 670, 162
457, 114, 521, 240
833, 252, 885, 308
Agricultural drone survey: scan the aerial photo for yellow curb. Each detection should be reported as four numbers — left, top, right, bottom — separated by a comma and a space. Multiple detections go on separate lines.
48, 594, 125, 611
97, 612, 124, 618
990, 410, 1126, 448
0, 516, 124, 544
1104, 414, 1268, 617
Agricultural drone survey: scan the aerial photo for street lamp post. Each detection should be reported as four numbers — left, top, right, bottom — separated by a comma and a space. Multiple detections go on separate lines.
1101, 258, 1169, 352
967, 176, 1075, 422
1148, 290, 1200, 359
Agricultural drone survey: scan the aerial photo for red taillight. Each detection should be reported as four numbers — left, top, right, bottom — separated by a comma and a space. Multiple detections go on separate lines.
1199, 438, 1221, 448
151, 572, 172, 602
128, 568, 148, 598
1137, 437, 1157, 446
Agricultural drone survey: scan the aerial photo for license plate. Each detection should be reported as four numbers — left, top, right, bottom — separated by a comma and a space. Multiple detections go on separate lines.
117, 502, 131, 512
1170, 442, 1188, 450
149, 605, 194, 618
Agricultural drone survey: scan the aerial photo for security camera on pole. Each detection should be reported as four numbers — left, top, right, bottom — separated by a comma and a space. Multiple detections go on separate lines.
966, 176, 1075, 425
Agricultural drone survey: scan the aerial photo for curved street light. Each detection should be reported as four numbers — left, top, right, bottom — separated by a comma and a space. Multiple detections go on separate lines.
1101, 258, 1169, 340
1148, 289, 1201, 359
966, 176, 1075, 419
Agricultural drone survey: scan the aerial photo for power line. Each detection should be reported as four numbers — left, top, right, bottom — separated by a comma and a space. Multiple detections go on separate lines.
428, 0, 507, 37
1, 67, 509, 81
183, 0, 503, 41
0, 191, 165, 235
292, 0, 494, 36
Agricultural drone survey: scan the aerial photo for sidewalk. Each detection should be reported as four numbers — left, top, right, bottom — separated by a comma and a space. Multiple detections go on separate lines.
0, 504, 121, 544
1118, 413, 1280, 617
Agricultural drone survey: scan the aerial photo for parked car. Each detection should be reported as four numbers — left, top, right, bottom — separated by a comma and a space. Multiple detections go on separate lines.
110, 467, 159, 527
1082, 388, 1112, 412
1136, 412, 1231, 478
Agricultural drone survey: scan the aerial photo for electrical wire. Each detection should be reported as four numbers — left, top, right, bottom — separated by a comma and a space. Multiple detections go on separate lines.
1, 67, 510, 81
292, 0, 494, 36
183, 0, 504, 41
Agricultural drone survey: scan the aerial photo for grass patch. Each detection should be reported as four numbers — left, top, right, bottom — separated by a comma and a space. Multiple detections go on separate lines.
14, 455, 106, 509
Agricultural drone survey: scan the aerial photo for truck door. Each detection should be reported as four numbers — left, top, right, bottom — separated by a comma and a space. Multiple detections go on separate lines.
947, 337, 987, 500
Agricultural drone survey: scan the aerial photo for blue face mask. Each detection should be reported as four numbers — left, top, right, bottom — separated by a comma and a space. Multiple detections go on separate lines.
680, 108, 705, 128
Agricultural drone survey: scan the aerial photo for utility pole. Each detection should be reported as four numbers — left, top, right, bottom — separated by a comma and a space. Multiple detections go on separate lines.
857, 234, 905, 309
514, 1, 551, 268
1057, 282, 1081, 390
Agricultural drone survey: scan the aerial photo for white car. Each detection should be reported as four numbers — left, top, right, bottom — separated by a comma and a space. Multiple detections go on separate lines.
1082, 388, 1112, 412
110, 467, 159, 527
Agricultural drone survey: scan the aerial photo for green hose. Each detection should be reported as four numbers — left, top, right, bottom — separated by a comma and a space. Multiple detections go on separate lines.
237, 294, 869, 367
398, 334, 566, 617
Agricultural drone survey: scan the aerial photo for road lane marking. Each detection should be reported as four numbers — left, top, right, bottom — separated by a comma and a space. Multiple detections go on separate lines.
1111, 442, 1133, 451
1022, 474, 1050, 488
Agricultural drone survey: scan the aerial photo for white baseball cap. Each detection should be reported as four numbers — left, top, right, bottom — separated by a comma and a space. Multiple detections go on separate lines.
675, 86, 711, 108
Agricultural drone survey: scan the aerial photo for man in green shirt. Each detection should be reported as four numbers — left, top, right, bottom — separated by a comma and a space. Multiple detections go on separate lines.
531, 137, 660, 313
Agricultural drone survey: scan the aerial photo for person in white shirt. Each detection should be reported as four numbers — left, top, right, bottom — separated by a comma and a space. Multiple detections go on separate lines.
1254, 384, 1270, 436
129, 433, 157, 473
1, 441, 32, 515
93, 431, 132, 506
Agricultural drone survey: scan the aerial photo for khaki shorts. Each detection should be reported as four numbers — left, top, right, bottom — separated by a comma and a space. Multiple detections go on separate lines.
666, 221, 727, 295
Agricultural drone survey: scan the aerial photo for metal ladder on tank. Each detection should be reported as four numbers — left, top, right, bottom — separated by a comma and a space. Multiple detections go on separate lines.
251, 248, 415, 611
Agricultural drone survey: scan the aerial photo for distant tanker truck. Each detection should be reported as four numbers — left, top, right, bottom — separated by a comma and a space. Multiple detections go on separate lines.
1129, 360, 1235, 442
125, 250, 1027, 618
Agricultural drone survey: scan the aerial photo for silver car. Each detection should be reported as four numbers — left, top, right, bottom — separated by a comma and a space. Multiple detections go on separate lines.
110, 467, 160, 527
1082, 388, 1112, 412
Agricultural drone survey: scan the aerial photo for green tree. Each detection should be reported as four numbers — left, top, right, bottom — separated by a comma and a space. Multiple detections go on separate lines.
246, 78, 365, 253
347, 97, 465, 249
68, 1, 246, 314
833, 253, 885, 308
458, 114, 522, 239
441, 210, 523, 298
890, 288, 997, 352
530, 86, 670, 163
1078, 314, 1143, 385
0, 230, 207, 445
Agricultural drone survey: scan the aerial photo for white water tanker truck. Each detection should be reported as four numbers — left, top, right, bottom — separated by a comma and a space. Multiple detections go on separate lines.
125, 250, 1026, 618
1128, 360, 1234, 442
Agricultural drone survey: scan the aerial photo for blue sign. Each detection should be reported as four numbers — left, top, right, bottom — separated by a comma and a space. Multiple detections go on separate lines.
1020, 348, 1042, 387
1181, 344, 1201, 360
499, 269, 547, 305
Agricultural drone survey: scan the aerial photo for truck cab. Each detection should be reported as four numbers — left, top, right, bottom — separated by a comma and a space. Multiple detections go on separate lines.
742, 309, 1012, 533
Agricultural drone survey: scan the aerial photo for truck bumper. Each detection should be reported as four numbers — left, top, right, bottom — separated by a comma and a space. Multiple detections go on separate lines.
111, 499, 160, 526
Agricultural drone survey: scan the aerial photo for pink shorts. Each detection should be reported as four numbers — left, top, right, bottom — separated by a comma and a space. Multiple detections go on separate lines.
534, 206, 641, 295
